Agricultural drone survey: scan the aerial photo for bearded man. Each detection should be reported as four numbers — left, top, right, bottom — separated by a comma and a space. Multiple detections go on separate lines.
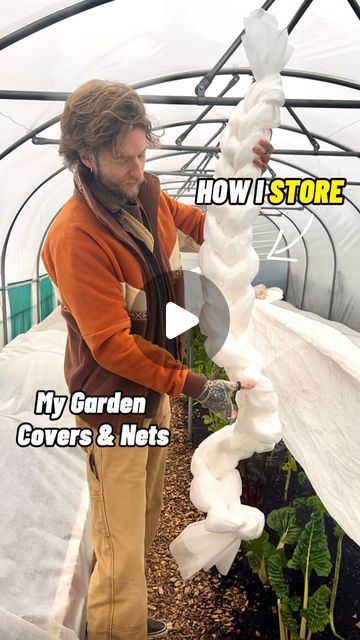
41, 79, 272, 640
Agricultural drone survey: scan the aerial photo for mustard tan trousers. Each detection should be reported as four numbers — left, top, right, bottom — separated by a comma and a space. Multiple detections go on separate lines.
76, 394, 171, 640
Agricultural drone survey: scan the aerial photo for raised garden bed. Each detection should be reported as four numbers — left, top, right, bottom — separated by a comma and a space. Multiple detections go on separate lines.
183, 324, 360, 638
146, 395, 360, 638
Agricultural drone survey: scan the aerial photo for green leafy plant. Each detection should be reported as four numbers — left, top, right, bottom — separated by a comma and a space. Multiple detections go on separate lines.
189, 324, 232, 432
282, 451, 314, 502
189, 325, 227, 380
287, 506, 332, 638
242, 498, 344, 640
201, 412, 228, 432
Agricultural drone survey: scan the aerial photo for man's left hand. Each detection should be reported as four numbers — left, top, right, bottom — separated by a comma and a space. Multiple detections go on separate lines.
252, 137, 274, 174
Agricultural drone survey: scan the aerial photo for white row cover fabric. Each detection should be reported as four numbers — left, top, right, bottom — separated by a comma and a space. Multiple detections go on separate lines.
251, 295, 360, 547
0, 310, 91, 640
170, 289, 360, 579
170, 9, 292, 578
2, 295, 359, 615
170, 9, 290, 578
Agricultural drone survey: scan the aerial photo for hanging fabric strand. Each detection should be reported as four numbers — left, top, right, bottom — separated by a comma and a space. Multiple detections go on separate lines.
170, 8, 294, 579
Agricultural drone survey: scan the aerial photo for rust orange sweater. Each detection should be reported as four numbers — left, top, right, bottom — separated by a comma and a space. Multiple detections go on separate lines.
41, 171, 206, 430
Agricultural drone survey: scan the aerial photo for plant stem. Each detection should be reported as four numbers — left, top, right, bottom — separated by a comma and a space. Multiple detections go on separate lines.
329, 528, 345, 640
300, 530, 312, 639
306, 631, 312, 640
284, 451, 293, 501
277, 599, 287, 640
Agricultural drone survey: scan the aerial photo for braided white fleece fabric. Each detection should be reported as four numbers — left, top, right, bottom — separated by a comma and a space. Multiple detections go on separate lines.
170, 9, 293, 579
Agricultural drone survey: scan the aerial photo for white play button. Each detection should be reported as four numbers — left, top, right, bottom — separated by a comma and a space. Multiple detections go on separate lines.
133, 269, 230, 369
166, 302, 199, 339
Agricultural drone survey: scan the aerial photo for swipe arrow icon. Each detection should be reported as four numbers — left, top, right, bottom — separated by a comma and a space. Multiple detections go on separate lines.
267, 214, 314, 262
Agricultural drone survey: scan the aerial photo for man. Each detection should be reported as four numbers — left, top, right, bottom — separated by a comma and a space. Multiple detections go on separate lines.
41, 79, 272, 640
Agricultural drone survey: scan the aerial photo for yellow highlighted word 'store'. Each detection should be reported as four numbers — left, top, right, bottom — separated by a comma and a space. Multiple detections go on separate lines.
268, 178, 346, 205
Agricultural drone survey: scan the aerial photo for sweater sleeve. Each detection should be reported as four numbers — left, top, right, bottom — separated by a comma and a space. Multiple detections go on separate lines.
161, 191, 205, 246
41, 224, 206, 399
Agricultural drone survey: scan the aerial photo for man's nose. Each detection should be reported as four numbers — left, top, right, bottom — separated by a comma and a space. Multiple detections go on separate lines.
129, 157, 144, 179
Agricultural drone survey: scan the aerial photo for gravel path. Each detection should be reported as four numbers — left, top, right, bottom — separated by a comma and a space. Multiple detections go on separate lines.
146, 397, 250, 640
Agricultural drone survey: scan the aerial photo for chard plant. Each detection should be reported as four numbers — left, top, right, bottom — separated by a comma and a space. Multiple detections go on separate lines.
242, 497, 345, 640
202, 411, 228, 432
189, 324, 227, 381
189, 325, 229, 431
282, 451, 311, 501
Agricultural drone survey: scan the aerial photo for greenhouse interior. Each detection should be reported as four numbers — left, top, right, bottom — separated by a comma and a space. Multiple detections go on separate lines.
0, 1, 359, 639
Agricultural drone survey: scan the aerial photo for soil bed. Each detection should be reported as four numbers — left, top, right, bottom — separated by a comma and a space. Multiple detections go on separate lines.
146, 397, 360, 639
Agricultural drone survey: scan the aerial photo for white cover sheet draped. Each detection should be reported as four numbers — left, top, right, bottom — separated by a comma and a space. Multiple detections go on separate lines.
0, 310, 91, 639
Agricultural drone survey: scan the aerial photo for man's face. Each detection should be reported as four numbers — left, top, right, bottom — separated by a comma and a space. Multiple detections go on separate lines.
92, 127, 147, 201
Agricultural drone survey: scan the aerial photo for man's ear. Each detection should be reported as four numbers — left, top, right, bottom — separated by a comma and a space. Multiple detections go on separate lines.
80, 151, 94, 171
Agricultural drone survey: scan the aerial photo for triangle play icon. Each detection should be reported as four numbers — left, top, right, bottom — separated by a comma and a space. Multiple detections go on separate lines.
165, 302, 199, 339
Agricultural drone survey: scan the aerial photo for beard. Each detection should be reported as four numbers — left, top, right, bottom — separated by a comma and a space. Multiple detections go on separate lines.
92, 156, 144, 204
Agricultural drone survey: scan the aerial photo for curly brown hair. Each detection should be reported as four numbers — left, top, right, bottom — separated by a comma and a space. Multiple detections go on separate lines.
59, 79, 159, 171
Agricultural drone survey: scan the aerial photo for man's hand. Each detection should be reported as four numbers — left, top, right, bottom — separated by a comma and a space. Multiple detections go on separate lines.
197, 379, 256, 421
252, 131, 273, 173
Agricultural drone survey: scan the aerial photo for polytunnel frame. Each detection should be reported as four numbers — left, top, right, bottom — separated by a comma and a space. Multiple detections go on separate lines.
21, 151, 329, 340
0, 0, 115, 50
1, 110, 356, 347
2, 67, 360, 162
0, 98, 355, 344
16, 146, 337, 343
0, 0, 359, 344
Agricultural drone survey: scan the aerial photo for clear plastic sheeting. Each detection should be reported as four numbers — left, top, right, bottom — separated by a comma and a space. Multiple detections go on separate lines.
249, 292, 360, 546
0, 0, 359, 624
0, 309, 91, 640
0, 0, 359, 333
